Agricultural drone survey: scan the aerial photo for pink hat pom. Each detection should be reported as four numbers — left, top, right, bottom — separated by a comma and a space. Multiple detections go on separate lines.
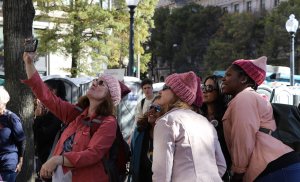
233, 56, 267, 85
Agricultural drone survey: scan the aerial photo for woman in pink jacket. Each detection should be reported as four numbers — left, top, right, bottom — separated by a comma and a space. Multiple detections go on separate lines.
22, 52, 123, 182
152, 71, 226, 182
222, 56, 300, 182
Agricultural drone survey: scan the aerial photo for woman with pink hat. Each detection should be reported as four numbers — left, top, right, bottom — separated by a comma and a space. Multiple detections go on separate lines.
22, 52, 129, 182
152, 71, 226, 182
222, 56, 300, 182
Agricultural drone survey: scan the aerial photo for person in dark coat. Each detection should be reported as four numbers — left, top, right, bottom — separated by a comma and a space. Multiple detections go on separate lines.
33, 79, 66, 181
0, 86, 26, 182
129, 96, 162, 182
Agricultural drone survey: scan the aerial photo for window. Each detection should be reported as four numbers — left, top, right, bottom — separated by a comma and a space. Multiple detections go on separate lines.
234, 4, 239, 13
223, 7, 228, 12
247, 1, 252, 12
274, 0, 280, 7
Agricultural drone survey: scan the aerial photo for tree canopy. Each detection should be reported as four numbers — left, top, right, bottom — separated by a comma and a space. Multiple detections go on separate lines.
34, 0, 158, 77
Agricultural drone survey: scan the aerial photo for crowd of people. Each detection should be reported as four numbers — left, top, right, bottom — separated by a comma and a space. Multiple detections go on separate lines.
1, 46, 300, 182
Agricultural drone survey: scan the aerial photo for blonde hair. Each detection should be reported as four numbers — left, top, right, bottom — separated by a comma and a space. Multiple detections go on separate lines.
166, 95, 192, 112
0, 86, 10, 104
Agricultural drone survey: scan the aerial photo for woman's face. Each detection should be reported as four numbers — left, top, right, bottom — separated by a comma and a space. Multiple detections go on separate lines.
147, 100, 162, 125
86, 78, 109, 102
202, 78, 219, 104
157, 84, 176, 107
222, 66, 244, 96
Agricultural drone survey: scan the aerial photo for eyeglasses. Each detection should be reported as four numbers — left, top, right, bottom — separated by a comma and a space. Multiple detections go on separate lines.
93, 79, 106, 87
201, 85, 218, 93
162, 84, 171, 91
149, 104, 162, 113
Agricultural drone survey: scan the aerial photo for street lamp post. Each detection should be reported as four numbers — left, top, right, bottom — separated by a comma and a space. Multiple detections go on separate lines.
125, 0, 139, 77
286, 14, 299, 86
122, 57, 129, 76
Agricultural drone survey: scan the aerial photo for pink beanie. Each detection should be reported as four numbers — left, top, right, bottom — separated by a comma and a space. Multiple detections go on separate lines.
192, 76, 203, 108
165, 71, 198, 105
99, 74, 121, 106
233, 56, 267, 85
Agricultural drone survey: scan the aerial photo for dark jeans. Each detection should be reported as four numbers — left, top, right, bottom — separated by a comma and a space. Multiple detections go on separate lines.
256, 163, 300, 182
0, 171, 17, 182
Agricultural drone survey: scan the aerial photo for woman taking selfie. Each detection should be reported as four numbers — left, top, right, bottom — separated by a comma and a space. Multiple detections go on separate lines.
22, 52, 122, 182
222, 56, 300, 182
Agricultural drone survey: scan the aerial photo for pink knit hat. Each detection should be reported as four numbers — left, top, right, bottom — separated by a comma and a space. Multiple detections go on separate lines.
233, 56, 267, 85
165, 71, 198, 105
99, 74, 121, 106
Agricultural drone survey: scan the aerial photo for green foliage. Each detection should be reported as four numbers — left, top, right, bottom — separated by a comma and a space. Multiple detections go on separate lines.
150, 4, 223, 76
203, 12, 264, 76
149, 0, 300, 77
261, 0, 300, 66
34, 0, 158, 77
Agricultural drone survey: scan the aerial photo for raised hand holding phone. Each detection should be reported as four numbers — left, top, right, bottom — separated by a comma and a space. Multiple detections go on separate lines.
24, 37, 38, 52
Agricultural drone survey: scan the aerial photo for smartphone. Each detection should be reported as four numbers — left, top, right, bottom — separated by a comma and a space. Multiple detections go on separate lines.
24, 38, 38, 52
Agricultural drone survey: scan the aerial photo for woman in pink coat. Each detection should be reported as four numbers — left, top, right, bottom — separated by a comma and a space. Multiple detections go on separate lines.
152, 71, 226, 182
222, 56, 300, 182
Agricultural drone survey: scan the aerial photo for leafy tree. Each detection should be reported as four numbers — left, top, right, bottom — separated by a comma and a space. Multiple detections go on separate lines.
34, 0, 158, 77
150, 4, 223, 76
34, 0, 118, 77
3, 0, 36, 180
203, 12, 264, 75
261, 0, 300, 68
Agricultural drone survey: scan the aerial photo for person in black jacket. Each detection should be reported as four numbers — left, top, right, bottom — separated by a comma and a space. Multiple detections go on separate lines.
200, 75, 231, 181
33, 79, 66, 181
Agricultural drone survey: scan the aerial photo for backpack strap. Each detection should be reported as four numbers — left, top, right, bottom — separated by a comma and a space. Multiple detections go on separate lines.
141, 98, 146, 110
259, 127, 273, 135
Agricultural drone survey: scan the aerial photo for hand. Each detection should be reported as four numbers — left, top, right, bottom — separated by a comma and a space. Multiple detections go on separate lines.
15, 162, 22, 173
40, 156, 61, 179
35, 100, 47, 116
23, 51, 36, 65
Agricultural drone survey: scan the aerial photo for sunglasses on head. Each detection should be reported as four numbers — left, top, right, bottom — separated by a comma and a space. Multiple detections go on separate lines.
162, 84, 171, 91
149, 104, 162, 113
93, 79, 106, 86
201, 85, 218, 93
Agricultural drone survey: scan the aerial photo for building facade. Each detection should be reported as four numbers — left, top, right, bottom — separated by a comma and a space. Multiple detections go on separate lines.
157, 0, 284, 12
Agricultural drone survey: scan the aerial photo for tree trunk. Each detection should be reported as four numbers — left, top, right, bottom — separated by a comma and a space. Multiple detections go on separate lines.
3, 0, 35, 181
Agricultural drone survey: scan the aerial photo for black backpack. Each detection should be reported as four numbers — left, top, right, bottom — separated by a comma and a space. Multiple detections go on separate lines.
259, 89, 300, 152
88, 117, 131, 182
270, 103, 300, 152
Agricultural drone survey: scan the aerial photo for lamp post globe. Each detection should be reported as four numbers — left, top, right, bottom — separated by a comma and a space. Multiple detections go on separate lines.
286, 14, 299, 86
125, 0, 140, 77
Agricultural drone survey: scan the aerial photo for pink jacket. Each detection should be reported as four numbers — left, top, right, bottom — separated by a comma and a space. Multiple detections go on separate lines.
22, 71, 117, 182
152, 108, 226, 182
222, 87, 293, 182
